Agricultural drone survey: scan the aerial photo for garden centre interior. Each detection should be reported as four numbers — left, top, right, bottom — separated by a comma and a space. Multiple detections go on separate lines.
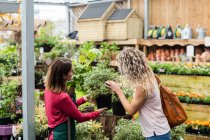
0, 0, 210, 140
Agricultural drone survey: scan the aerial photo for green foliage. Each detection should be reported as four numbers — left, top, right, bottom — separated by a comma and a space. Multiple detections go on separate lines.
70, 42, 103, 91
14, 101, 48, 139
34, 24, 58, 49
113, 119, 145, 140
112, 87, 134, 102
100, 42, 119, 63
43, 40, 77, 61
0, 45, 19, 76
35, 70, 45, 85
203, 96, 210, 105
149, 62, 210, 76
171, 124, 186, 140
76, 120, 108, 140
0, 80, 18, 118
83, 63, 119, 99
35, 101, 48, 139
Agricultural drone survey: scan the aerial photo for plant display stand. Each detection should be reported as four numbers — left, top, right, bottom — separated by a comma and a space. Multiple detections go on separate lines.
158, 74, 210, 94
182, 103, 210, 121
97, 113, 132, 139
185, 134, 210, 140
0, 125, 13, 140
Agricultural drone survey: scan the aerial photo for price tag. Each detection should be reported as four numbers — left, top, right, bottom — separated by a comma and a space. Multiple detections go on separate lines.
186, 45, 194, 57
40, 47, 44, 54
205, 37, 210, 47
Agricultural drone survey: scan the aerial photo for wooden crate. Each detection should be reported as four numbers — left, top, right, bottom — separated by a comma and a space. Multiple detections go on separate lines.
106, 9, 143, 40
185, 134, 210, 140
158, 74, 210, 95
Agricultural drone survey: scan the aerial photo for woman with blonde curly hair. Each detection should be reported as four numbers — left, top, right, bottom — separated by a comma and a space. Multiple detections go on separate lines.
106, 48, 170, 140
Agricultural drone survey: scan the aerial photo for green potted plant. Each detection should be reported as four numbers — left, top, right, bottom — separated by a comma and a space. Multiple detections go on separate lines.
0, 80, 18, 125
0, 45, 19, 76
68, 42, 103, 92
76, 120, 108, 140
35, 101, 48, 140
35, 70, 45, 89
170, 124, 186, 140
113, 119, 145, 140
112, 87, 133, 116
35, 25, 58, 53
100, 42, 120, 63
13, 101, 48, 140
83, 63, 119, 109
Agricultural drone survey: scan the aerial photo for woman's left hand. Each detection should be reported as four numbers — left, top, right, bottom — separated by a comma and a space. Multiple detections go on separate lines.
106, 81, 122, 95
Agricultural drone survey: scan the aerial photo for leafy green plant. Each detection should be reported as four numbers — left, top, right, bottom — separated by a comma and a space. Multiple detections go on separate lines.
100, 42, 119, 63
35, 101, 48, 139
83, 63, 119, 99
34, 27, 58, 50
35, 70, 45, 86
76, 120, 108, 140
69, 42, 103, 91
170, 124, 186, 140
112, 87, 134, 102
149, 62, 210, 76
0, 45, 19, 76
13, 101, 48, 139
43, 40, 77, 61
0, 80, 18, 118
113, 119, 145, 140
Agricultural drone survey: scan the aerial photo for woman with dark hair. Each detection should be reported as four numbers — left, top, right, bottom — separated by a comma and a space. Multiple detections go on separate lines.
106, 48, 170, 140
44, 58, 106, 140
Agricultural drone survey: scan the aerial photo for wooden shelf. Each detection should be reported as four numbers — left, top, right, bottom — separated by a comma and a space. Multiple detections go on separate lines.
70, 39, 205, 47
138, 39, 205, 47
148, 61, 210, 66
67, 39, 139, 46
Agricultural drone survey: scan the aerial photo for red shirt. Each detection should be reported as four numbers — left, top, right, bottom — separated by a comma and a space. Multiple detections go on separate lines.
44, 90, 100, 128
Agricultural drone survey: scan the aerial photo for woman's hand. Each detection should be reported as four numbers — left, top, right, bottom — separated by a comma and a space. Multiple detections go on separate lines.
97, 107, 108, 114
105, 80, 122, 95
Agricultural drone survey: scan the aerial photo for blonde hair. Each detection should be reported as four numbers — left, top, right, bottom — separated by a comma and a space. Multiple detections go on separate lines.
117, 48, 158, 93
44, 58, 72, 93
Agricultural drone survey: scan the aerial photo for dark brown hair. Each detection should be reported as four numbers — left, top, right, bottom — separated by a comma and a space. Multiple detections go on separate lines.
44, 58, 72, 93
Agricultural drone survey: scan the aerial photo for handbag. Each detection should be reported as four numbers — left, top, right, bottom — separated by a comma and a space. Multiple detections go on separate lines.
155, 75, 188, 128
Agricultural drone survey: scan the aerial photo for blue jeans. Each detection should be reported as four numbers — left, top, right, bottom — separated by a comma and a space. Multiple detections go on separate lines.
146, 131, 170, 140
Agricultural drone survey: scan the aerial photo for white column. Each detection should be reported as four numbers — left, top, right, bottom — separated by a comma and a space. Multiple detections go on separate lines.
21, 0, 35, 139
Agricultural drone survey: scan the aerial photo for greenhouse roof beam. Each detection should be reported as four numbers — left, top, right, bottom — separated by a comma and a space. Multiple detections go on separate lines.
67, 0, 125, 7
0, 2, 19, 13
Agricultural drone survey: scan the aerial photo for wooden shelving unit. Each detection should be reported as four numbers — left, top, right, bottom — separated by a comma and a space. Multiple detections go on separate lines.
71, 39, 205, 47
138, 39, 205, 47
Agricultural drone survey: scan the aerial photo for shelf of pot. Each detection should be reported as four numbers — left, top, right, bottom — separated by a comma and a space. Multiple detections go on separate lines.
185, 134, 210, 140
138, 39, 205, 47
181, 103, 210, 121
67, 39, 139, 46
148, 61, 210, 66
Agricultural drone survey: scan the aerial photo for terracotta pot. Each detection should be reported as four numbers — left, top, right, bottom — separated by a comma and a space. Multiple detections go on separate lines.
147, 53, 151, 60
175, 49, 180, 57
180, 48, 185, 55
151, 53, 156, 61
156, 49, 161, 61
165, 49, 170, 57
161, 49, 166, 61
